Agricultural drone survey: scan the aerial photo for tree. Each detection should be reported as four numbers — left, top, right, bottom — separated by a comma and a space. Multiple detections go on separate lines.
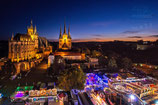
120, 57, 132, 70
108, 58, 117, 70
107, 51, 119, 59
92, 50, 101, 57
52, 55, 65, 75
76, 48, 81, 53
80, 63, 87, 71
83, 48, 91, 55
98, 56, 108, 67
58, 67, 86, 91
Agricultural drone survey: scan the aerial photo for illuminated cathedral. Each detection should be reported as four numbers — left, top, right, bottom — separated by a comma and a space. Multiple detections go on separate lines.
54, 23, 85, 60
8, 21, 38, 62
8, 20, 52, 62
59, 23, 72, 50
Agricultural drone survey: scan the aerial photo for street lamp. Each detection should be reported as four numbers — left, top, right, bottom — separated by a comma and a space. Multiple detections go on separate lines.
129, 94, 135, 105
130, 94, 135, 100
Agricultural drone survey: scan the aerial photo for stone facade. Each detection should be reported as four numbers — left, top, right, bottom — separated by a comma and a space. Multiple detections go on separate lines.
8, 20, 38, 62
59, 23, 71, 50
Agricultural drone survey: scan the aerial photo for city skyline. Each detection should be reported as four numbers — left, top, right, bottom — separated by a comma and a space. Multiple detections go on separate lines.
1, 0, 158, 41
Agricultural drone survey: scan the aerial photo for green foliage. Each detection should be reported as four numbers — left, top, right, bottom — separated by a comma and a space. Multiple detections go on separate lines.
58, 67, 86, 91
120, 57, 132, 70
108, 58, 117, 70
52, 56, 65, 74
98, 56, 108, 67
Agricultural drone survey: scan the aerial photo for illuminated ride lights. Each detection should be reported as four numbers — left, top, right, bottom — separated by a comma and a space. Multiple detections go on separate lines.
155, 100, 158, 105
129, 94, 135, 100
15, 91, 24, 98
85, 73, 109, 91
0, 93, 3, 98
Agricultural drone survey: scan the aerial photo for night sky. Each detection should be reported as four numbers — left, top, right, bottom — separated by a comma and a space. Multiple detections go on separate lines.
1, 0, 158, 41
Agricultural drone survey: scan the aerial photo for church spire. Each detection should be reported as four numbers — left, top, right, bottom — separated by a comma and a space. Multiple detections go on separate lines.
59, 25, 62, 38
64, 21, 66, 34
34, 25, 37, 34
30, 19, 33, 28
68, 25, 71, 38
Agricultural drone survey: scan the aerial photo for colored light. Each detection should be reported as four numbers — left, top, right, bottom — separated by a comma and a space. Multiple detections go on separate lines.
15, 91, 24, 98
155, 100, 158, 105
130, 94, 135, 100
0, 93, 3, 98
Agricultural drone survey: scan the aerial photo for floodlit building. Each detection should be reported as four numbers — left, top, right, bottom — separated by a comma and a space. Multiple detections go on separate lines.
7, 20, 52, 73
54, 23, 85, 60
8, 20, 38, 62
59, 22, 72, 50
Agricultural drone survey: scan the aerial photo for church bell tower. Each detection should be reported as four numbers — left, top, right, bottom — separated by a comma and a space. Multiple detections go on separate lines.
59, 22, 72, 50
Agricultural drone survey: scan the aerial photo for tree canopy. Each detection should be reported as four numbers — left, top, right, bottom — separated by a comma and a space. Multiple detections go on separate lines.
98, 56, 108, 67
108, 58, 117, 70
58, 67, 86, 91
52, 55, 65, 75
120, 57, 132, 70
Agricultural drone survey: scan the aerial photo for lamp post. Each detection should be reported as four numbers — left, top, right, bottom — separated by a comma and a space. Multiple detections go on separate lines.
129, 94, 135, 105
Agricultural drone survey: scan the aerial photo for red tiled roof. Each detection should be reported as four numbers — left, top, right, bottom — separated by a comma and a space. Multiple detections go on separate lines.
54, 51, 83, 56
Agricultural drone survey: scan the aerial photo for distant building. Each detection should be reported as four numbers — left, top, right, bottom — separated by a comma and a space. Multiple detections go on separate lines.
59, 22, 71, 50
55, 52, 85, 60
136, 44, 152, 50
136, 41, 153, 50
54, 23, 85, 60
89, 58, 98, 63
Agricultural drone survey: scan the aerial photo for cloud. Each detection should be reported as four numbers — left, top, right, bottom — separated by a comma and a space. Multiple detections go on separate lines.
91, 34, 103, 37
148, 35, 158, 37
127, 36, 143, 38
94, 38, 101, 40
122, 30, 140, 34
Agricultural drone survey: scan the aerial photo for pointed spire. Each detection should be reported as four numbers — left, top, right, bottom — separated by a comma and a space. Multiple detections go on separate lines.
59, 25, 62, 38
68, 25, 71, 38
11, 33, 14, 40
34, 25, 37, 34
30, 19, 33, 28
68, 25, 70, 35
64, 21, 66, 34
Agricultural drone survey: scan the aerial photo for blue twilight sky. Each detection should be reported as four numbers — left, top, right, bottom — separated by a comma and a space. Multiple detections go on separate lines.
0, 0, 158, 41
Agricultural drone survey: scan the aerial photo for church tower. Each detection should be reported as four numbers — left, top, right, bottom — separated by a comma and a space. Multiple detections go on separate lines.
59, 22, 72, 50
27, 20, 38, 49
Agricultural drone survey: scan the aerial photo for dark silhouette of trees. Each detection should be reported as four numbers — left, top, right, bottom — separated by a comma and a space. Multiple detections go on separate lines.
98, 55, 108, 68
52, 55, 65, 75
120, 57, 132, 71
108, 58, 117, 70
